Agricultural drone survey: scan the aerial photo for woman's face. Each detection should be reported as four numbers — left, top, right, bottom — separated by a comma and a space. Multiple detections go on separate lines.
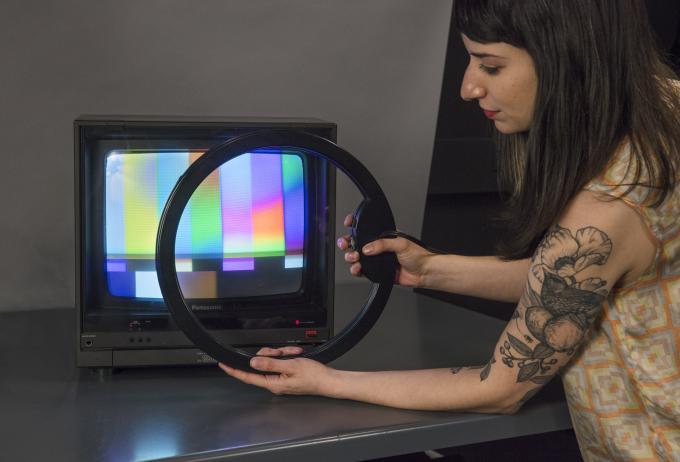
460, 34, 538, 134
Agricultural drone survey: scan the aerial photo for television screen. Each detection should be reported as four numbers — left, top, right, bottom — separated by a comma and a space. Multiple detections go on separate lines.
104, 149, 306, 300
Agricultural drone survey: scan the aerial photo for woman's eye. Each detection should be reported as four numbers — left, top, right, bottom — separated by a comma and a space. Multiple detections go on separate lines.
479, 64, 500, 75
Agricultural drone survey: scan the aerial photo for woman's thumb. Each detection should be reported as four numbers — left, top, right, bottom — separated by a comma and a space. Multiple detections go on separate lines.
361, 237, 405, 256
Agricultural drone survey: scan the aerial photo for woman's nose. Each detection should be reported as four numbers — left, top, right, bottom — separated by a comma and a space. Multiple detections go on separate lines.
460, 75, 486, 101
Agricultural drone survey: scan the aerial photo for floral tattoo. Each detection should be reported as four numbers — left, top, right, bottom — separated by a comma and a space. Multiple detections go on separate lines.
501, 224, 611, 383
450, 357, 496, 381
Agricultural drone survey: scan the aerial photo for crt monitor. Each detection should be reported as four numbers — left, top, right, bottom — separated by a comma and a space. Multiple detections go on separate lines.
75, 116, 336, 368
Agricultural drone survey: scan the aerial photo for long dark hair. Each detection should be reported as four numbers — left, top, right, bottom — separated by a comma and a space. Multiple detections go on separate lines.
453, 0, 680, 259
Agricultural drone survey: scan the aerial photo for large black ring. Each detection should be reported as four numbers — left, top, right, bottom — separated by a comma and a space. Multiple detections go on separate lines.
156, 129, 396, 372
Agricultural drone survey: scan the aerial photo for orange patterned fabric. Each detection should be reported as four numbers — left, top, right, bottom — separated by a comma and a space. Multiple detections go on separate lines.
562, 144, 680, 461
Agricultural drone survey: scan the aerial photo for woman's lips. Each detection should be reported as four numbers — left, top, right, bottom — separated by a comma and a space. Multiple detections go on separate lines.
483, 110, 500, 119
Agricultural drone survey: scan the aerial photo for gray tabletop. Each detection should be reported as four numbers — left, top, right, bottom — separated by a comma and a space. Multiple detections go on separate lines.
0, 287, 572, 462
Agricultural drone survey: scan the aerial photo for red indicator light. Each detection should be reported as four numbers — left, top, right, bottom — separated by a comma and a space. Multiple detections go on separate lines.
305, 329, 318, 338
295, 320, 300, 326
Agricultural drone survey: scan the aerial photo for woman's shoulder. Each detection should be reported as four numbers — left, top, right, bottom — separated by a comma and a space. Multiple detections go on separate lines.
585, 142, 651, 203
585, 139, 680, 245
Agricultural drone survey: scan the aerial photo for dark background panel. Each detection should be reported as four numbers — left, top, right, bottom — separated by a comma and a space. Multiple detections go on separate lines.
647, 0, 680, 72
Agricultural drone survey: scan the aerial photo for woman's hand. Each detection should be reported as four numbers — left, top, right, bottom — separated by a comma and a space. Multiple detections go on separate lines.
218, 346, 337, 397
337, 214, 434, 288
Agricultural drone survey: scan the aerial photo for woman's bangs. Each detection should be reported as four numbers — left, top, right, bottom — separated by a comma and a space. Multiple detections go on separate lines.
453, 0, 522, 46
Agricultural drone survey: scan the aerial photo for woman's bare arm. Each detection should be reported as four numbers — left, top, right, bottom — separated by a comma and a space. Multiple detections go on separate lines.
422, 254, 530, 303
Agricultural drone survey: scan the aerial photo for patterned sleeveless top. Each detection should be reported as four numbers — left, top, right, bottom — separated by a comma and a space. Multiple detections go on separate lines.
562, 143, 680, 461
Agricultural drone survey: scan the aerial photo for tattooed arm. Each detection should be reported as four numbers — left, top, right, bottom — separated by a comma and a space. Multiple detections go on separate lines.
479, 190, 656, 412
222, 191, 656, 413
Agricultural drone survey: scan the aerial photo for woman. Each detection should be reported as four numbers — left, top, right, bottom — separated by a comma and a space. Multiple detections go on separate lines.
220, 1, 680, 459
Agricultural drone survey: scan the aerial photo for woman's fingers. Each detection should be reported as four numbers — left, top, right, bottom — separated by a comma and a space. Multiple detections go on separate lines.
256, 346, 304, 356
256, 347, 281, 356
362, 237, 408, 256
218, 363, 271, 388
220, 357, 328, 396
219, 358, 295, 391
250, 356, 296, 375
338, 213, 414, 280
276, 346, 304, 355
337, 237, 349, 250
344, 251, 359, 263
343, 214, 354, 227
340, 235, 410, 257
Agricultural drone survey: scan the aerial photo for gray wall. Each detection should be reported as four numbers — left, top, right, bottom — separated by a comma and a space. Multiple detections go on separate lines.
0, 0, 451, 311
